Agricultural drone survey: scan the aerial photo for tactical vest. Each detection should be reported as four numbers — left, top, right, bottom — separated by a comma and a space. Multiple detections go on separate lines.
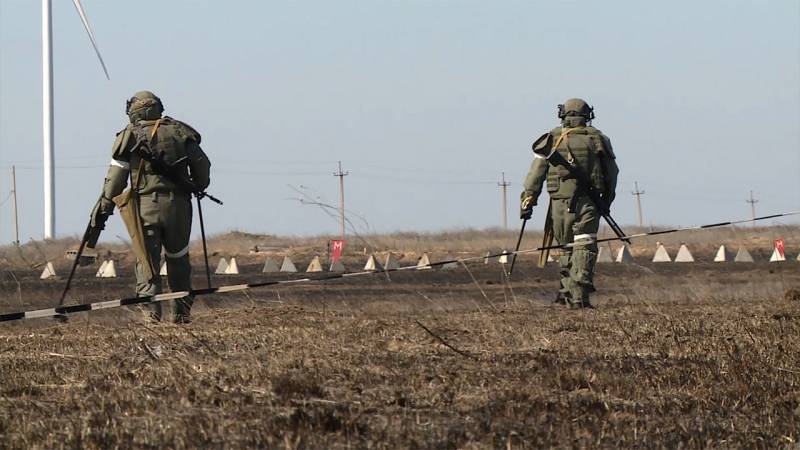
129, 118, 195, 196
545, 126, 608, 200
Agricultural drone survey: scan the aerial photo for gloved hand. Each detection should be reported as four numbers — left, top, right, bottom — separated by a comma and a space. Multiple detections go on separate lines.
90, 198, 113, 229
520, 194, 535, 220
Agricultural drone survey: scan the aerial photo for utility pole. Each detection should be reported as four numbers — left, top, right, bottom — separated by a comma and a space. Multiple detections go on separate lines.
746, 190, 758, 227
11, 166, 19, 245
498, 172, 510, 229
333, 161, 348, 241
631, 181, 645, 227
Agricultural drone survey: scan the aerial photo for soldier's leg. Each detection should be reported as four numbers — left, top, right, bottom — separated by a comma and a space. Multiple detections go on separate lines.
567, 197, 600, 308
162, 195, 194, 323
550, 199, 576, 304
136, 196, 162, 320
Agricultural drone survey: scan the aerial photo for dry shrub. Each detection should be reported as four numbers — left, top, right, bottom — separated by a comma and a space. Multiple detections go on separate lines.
272, 370, 324, 400
785, 288, 800, 302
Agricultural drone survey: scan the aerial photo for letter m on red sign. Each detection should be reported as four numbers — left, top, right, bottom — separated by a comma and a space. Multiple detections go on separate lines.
331, 240, 346, 262
775, 239, 785, 258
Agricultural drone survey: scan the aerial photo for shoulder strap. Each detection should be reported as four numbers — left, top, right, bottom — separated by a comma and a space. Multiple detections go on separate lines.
553, 128, 577, 163
130, 119, 161, 190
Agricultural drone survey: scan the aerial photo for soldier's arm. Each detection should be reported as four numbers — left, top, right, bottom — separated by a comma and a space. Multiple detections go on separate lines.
598, 135, 619, 207
174, 120, 211, 192
186, 141, 211, 192
521, 157, 549, 206
93, 128, 132, 222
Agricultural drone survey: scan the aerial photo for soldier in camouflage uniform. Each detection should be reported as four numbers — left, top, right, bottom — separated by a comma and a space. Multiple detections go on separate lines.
520, 98, 619, 308
92, 91, 211, 323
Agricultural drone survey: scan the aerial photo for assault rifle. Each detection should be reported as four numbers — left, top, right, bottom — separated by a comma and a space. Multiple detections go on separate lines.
531, 133, 630, 244
132, 136, 222, 205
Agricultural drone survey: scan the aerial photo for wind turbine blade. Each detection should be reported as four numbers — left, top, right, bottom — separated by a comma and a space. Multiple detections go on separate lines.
71, 0, 110, 80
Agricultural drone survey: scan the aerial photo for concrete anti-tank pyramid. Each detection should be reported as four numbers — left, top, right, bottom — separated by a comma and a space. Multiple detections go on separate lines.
674, 244, 694, 262
329, 260, 345, 273
416, 253, 432, 270
214, 258, 229, 274
769, 248, 786, 262
100, 260, 117, 278
262, 257, 280, 273
225, 257, 240, 274
306, 256, 323, 272
597, 246, 614, 263
160, 261, 168, 276
652, 244, 672, 262
734, 247, 754, 262
713, 245, 732, 262
384, 253, 400, 270
280, 256, 297, 273
364, 254, 383, 271
615, 245, 633, 263
40, 262, 57, 280
96, 260, 108, 277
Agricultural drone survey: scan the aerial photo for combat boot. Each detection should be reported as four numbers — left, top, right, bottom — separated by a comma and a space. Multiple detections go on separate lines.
174, 314, 191, 324
148, 302, 162, 322
569, 300, 594, 309
568, 295, 594, 310
173, 297, 193, 324
553, 291, 569, 305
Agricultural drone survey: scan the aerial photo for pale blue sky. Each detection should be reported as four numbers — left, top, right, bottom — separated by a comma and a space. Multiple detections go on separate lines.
1, 0, 798, 242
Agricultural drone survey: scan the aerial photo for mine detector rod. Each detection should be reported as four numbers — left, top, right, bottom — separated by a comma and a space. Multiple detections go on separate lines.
532, 133, 630, 245
507, 218, 527, 276
195, 193, 213, 289
55, 221, 103, 320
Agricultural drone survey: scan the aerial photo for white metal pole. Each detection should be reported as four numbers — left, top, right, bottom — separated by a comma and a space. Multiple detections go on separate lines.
42, 0, 55, 239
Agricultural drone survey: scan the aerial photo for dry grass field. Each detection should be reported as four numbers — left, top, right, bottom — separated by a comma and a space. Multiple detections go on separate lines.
0, 228, 799, 448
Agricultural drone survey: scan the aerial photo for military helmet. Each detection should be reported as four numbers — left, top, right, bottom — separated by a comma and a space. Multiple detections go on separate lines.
125, 90, 164, 119
557, 98, 594, 120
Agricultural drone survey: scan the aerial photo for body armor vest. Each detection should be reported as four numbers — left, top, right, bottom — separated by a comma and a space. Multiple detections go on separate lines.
545, 126, 607, 200
130, 118, 192, 196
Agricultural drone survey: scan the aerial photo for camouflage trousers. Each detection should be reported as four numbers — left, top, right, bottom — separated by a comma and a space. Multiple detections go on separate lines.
551, 196, 600, 306
135, 191, 194, 322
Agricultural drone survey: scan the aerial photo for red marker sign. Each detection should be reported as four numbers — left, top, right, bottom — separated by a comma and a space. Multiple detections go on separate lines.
331, 240, 346, 263
774, 239, 785, 259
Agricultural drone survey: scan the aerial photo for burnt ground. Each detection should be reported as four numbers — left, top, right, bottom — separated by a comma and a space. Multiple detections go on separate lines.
0, 257, 799, 449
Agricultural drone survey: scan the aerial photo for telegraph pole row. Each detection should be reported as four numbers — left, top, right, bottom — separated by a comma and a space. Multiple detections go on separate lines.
498, 172, 510, 230
11, 166, 20, 245
746, 190, 758, 227
333, 161, 348, 241
631, 181, 645, 228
